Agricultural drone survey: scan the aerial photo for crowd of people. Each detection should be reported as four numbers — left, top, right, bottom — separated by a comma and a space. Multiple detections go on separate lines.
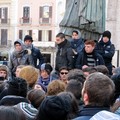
0, 30, 120, 120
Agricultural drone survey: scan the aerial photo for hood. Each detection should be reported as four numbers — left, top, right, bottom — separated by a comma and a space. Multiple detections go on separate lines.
14, 39, 24, 49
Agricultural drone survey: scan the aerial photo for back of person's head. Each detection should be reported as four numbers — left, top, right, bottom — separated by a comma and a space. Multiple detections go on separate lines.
56, 32, 65, 39
35, 96, 71, 120
85, 40, 96, 46
19, 65, 39, 88
27, 89, 45, 109
82, 67, 97, 78
47, 80, 66, 96
58, 92, 79, 119
82, 67, 97, 73
67, 69, 85, 84
0, 106, 26, 120
95, 65, 109, 76
7, 77, 27, 98
83, 72, 115, 107
66, 80, 83, 101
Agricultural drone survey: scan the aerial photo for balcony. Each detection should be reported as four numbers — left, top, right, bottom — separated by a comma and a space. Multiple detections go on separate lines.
33, 41, 55, 48
39, 18, 52, 25
0, 18, 10, 25
20, 17, 32, 25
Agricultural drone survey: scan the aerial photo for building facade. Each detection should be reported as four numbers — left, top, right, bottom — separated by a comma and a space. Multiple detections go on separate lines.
0, 0, 66, 67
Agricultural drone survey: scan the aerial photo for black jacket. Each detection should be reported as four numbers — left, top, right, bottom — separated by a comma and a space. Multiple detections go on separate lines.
55, 39, 74, 71
95, 40, 115, 64
75, 50, 105, 69
95, 39, 115, 75
31, 45, 44, 68
73, 106, 109, 120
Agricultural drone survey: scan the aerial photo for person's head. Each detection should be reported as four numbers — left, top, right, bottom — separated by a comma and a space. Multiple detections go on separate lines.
72, 30, 80, 39
58, 92, 78, 119
15, 65, 25, 77
7, 77, 28, 98
19, 65, 39, 88
40, 63, 53, 79
84, 40, 96, 53
47, 80, 66, 96
82, 72, 115, 107
66, 80, 83, 102
35, 96, 71, 120
27, 89, 45, 109
55, 32, 65, 45
94, 65, 109, 76
102, 30, 111, 43
59, 66, 69, 84
24, 35, 33, 46
0, 65, 9, 80
14, 39, 24, 52
0, 106, 26, 120
82, 67, 97, 78
67, 69, 85, 84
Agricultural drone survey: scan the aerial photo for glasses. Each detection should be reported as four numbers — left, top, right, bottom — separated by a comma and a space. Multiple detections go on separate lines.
60, 72, 68, 75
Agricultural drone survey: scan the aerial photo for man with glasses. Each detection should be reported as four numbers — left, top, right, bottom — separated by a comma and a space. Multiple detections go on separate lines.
59, 66, 69, 84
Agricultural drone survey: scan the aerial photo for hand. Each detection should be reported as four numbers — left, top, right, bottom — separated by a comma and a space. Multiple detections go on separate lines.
82, 65, 88, 69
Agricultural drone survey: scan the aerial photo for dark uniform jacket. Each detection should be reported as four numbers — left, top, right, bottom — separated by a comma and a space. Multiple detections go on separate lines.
95, 39, 115, 75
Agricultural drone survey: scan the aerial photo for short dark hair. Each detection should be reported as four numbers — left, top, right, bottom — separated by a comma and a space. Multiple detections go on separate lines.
83, 72, 115, 106
56, 33, 65, 39
66, 80, 83, 100
27, 89, 45, 109
59, 66, 69, 73
72, 30, 78, 35
24, 35, 33, 42
94, 65, 109, 76
67, 69, 85, 84
58, 92, 78, 119
82, 67, 97, 74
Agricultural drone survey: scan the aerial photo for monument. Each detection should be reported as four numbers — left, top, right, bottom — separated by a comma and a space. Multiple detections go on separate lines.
60, 0, 105, 40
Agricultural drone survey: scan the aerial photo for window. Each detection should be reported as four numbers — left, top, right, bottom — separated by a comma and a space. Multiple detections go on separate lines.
38, 30, 52, 41
1, 29, 7, 45
29, 30, 32, 36
39, 6, 52, 24
23, 7, 30, 23
48, 30, 52, 41
0, 7, 8, 24
19, 30, 23, 40
38, 30, 42, 41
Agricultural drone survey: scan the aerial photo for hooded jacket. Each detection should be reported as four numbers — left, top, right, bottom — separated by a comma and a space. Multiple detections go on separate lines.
9, 39, 34, 77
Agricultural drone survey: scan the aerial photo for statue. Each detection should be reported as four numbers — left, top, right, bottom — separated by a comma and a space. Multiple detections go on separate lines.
60, 0, 105, 40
